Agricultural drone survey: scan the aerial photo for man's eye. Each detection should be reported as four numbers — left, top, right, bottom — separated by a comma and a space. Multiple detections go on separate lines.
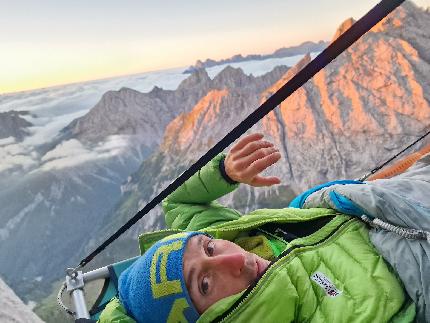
207, 240, 215, 256
201, 277, 209, 295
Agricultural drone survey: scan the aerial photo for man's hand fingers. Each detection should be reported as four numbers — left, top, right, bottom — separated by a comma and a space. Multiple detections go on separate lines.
251, 175, 281, 187
235, 140, 274, 159
236, 147, 278, 168
243, 151, 281, 178
225, 133, 282, 186
229, 133, 264, 153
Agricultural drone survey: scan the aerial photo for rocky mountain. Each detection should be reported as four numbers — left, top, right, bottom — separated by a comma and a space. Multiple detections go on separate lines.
93, 1, 430, 251
0, 69, 214, 302
0, 276, 44, 323
0, 110, 32, 141
184, 40, 328, 73
61, 69, 212, 145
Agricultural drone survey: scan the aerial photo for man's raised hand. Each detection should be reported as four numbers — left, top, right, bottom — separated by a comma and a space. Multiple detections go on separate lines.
224, 133, 281, 187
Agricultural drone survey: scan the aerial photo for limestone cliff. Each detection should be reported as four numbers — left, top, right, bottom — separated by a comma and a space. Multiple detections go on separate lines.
0, 277, 44, 323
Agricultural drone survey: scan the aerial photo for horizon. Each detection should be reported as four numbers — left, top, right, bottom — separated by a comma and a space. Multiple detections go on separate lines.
0, 40, 321, 96
1, 0, 429, 94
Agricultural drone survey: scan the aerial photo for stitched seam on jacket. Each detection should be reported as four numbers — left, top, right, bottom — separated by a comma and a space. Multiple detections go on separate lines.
198, 169, 210, 194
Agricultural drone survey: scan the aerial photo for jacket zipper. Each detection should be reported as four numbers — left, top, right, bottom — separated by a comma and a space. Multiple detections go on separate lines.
139, 213, 338, 246
210, 217, 355, 323
205, 214, 337, 235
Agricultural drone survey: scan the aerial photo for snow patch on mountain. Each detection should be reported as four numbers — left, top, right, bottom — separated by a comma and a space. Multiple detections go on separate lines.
0, 193, 43, 241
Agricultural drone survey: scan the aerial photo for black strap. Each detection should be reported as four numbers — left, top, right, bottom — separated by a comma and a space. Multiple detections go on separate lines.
358, 127, 430, 181
77, 0, 405, 269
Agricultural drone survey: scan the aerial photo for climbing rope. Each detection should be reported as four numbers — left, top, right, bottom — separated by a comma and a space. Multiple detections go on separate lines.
361, 215, 430, 242
57, 282, 75, 316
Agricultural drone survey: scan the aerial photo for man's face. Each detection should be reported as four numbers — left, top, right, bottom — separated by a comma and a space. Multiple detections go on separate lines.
183, 235, 271, 314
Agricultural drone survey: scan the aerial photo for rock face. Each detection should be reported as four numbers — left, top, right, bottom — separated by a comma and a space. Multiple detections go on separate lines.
62, 69, 212, 145
184, 40, 328, 73
0, 111, 32, 141
257, 1, 430, 189
101, 1, 430, 244
0, 277, 44, 323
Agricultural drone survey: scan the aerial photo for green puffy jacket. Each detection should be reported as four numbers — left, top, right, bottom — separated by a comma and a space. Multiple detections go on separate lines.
99, 154, 415, 322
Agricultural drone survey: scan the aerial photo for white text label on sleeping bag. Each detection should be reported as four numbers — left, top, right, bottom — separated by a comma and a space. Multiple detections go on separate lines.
311, 272, 342, 297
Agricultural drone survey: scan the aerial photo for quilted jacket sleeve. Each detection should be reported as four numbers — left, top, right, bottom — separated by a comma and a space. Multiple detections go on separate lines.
162, 154, 242, 231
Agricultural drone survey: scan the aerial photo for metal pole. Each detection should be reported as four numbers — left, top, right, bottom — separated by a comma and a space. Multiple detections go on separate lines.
83, 266, 110, 283
70, 289, 90, 319
66, 270, 90, 319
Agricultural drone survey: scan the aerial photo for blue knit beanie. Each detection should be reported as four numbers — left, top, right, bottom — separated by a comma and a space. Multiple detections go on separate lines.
118, 232, 207, 323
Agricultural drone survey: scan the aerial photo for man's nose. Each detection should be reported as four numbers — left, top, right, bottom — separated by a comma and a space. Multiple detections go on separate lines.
208, 253, 245, 276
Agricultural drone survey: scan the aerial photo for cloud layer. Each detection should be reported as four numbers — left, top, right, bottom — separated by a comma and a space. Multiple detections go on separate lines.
39, 135, 129, 171
0, 55, 308, 176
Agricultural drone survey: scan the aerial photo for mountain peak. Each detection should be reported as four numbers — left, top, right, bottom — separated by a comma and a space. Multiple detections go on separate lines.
118, 87, 140, 94
0, 111, 32, 141
332, 18, 356, 42
177, 68, 211, 91
212, 66, 253, 89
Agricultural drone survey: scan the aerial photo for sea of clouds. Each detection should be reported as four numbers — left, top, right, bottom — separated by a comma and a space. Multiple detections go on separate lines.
0, 53, 318, 176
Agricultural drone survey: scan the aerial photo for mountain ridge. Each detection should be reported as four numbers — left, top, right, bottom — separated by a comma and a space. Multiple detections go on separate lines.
184, 40, 328, 73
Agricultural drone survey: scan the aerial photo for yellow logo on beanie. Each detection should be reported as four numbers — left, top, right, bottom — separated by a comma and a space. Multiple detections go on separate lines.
150, 240, 184, 298
167, 298, 189, 323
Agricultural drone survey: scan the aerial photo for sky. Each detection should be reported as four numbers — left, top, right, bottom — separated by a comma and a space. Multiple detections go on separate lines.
1, 0, 429, 94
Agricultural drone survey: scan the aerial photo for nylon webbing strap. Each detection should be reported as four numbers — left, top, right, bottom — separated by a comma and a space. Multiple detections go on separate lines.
77, 0, 405, 269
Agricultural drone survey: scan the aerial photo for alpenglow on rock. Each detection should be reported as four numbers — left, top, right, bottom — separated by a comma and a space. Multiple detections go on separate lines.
259, 1, 430, 188
102, 1, 430, 244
